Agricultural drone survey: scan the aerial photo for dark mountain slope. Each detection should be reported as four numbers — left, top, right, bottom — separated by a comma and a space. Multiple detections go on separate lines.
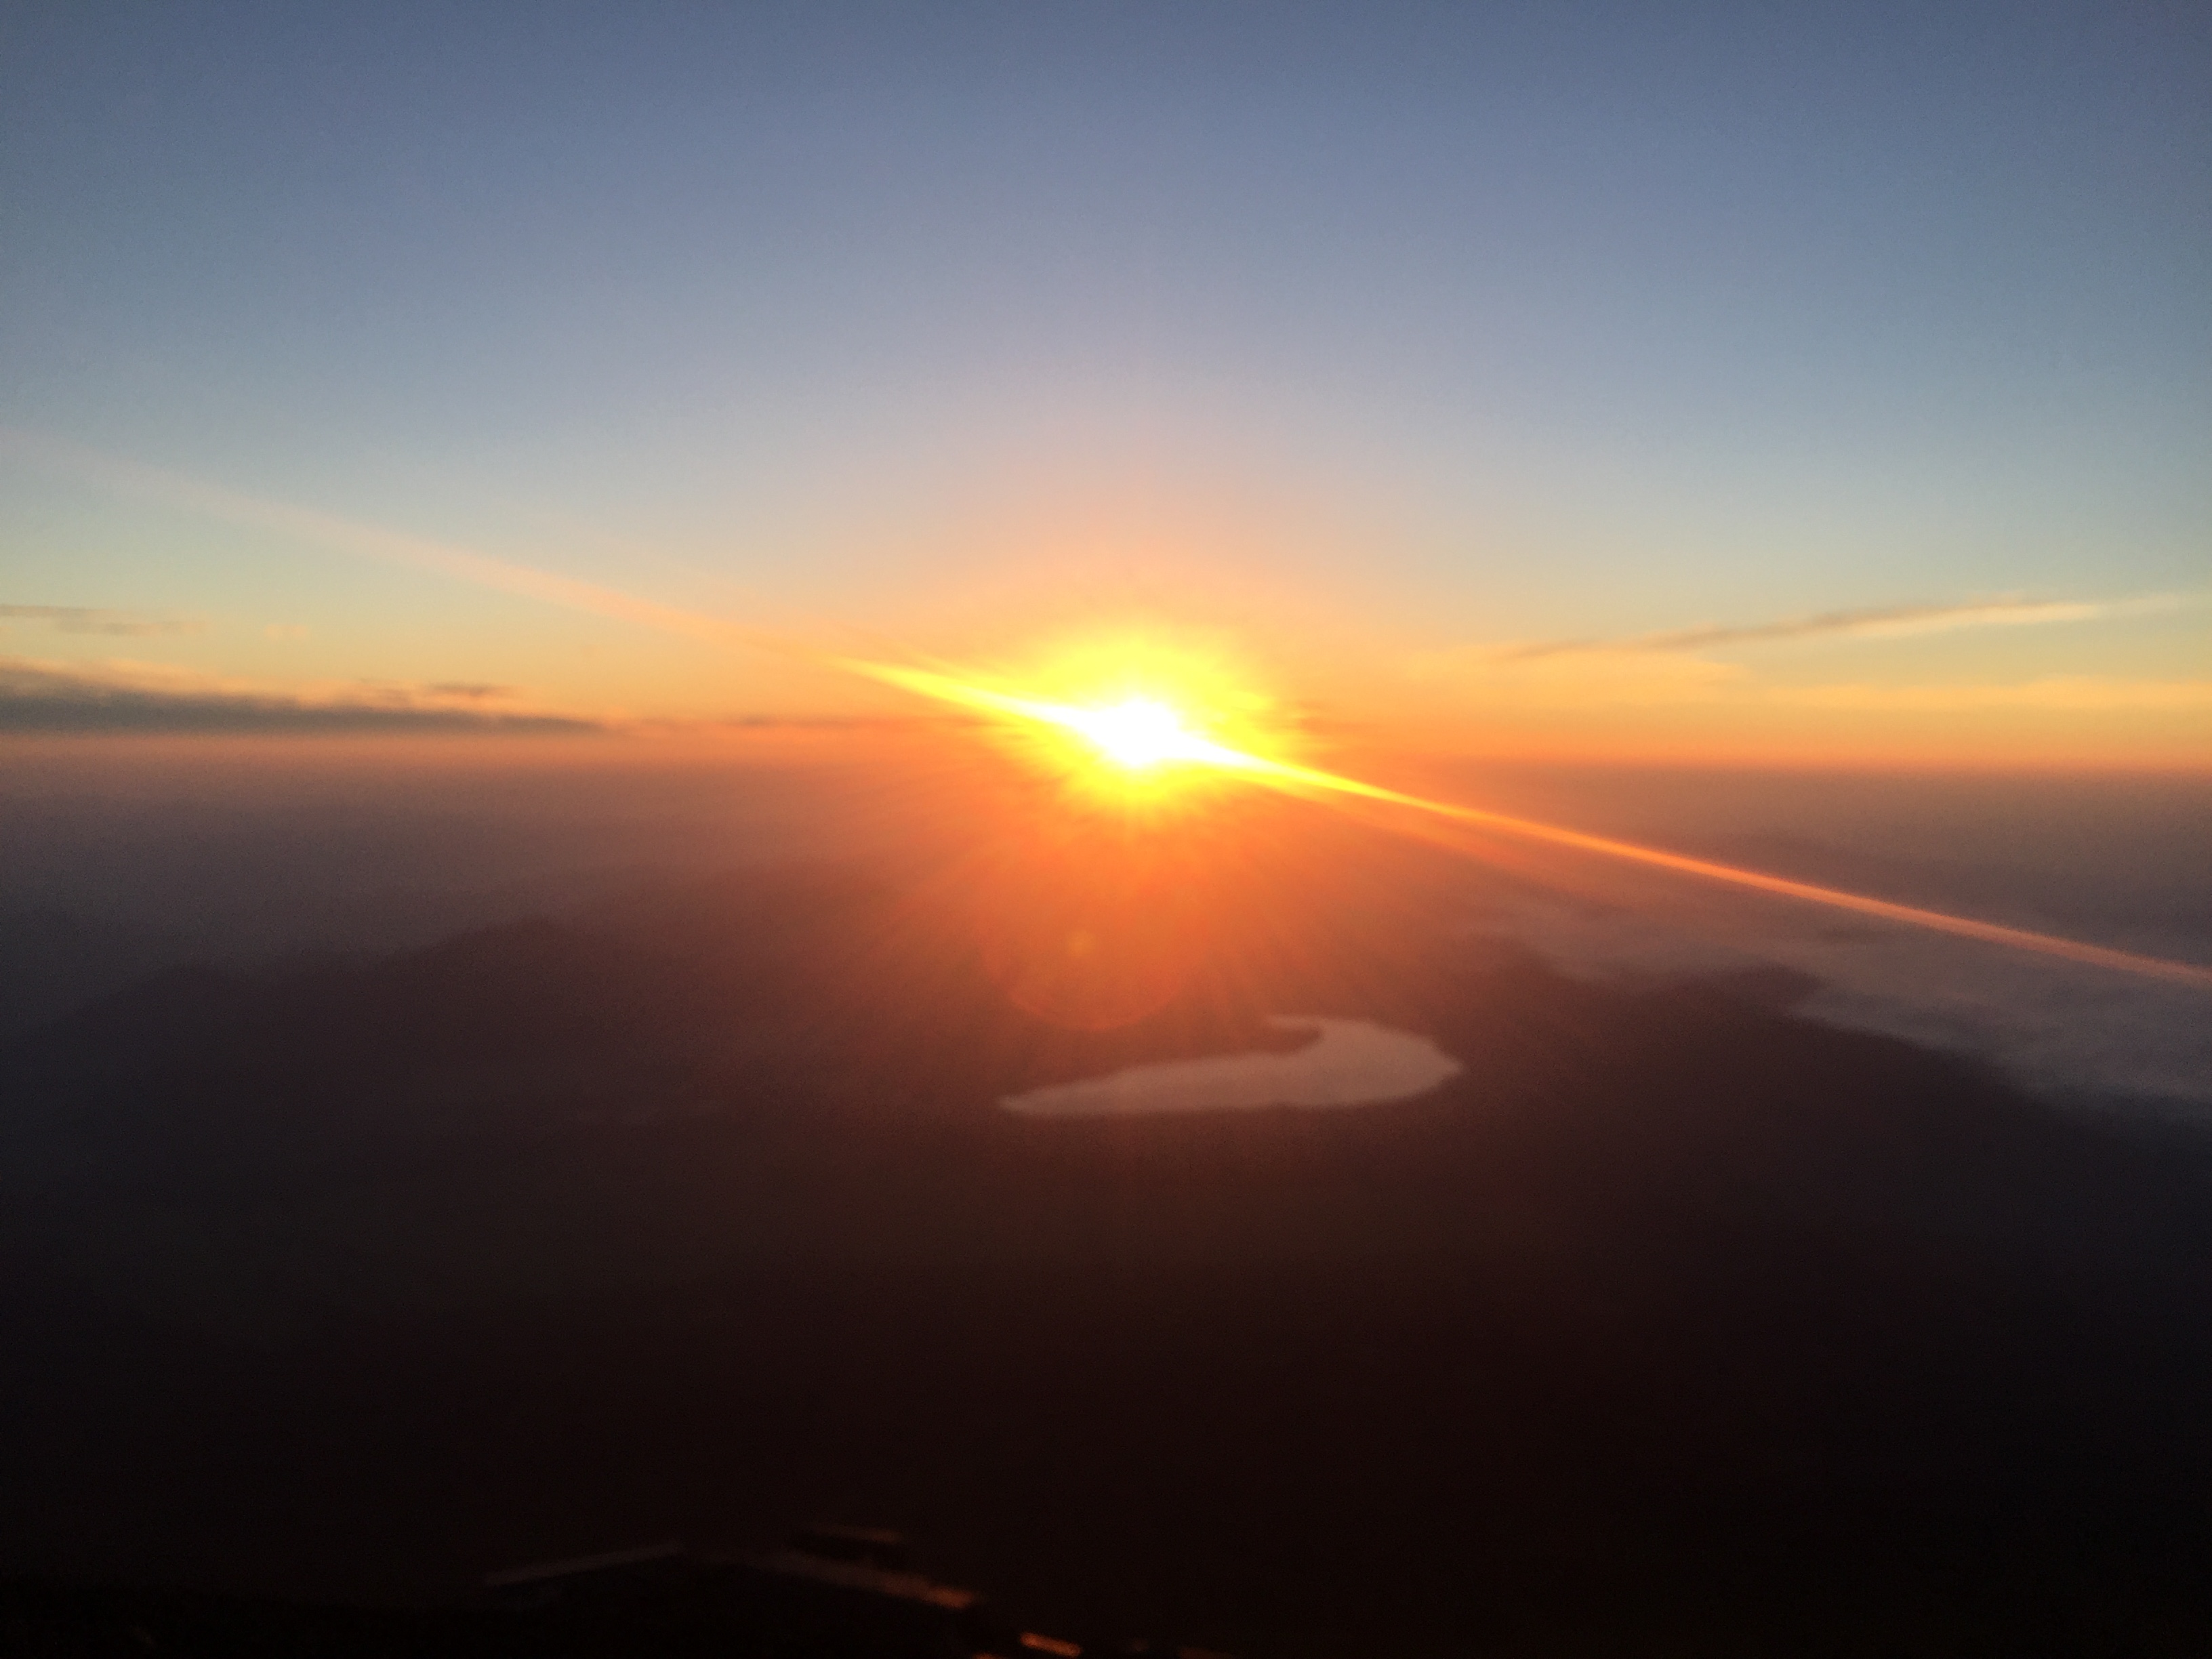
3, 855, 2209, 1654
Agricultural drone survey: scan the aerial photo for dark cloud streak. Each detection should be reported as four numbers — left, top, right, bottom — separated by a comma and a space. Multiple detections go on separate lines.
426, 682, 516, 701
0, 661, 599, 735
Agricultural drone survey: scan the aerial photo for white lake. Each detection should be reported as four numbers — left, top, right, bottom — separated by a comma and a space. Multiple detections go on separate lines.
1000, 1016, 1462, 1118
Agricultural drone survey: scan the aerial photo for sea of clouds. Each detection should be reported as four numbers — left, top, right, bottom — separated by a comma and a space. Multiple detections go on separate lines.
1473, 886, 2212, 1121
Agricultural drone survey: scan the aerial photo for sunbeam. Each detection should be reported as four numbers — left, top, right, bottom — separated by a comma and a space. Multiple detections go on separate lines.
842, 655, 2212, 992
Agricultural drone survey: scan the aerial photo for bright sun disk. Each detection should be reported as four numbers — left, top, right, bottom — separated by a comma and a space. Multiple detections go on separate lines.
1070, 696, 1204, 771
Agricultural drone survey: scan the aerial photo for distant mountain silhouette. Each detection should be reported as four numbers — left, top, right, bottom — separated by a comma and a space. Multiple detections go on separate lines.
3, 847, 2210, 1654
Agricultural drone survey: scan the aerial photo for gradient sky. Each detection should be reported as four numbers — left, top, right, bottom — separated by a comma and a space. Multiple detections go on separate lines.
3, 1, 2207, 762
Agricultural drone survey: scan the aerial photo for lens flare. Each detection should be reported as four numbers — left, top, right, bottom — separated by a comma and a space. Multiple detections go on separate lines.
842, 653, 2212, 993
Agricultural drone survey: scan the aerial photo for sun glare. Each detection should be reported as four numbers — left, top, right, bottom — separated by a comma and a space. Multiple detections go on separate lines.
1067, 697, 1207, 771
832, 643, 2212, 990
834, 634, 1288, 805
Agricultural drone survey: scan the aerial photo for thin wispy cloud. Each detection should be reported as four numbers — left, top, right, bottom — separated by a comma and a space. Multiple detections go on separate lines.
425, 682, 516, 701
1404, 592, 2207, 719
1490, 595, 2179, 663
0, 603, 204, 637
0, 427, 802, 659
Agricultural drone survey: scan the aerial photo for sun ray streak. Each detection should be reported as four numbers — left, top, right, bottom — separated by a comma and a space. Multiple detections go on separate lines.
843, 658, 2212, 993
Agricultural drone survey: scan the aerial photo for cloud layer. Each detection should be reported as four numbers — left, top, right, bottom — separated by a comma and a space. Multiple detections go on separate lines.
1488, 595, 2166, 663
0, 658, 598, 735
1407, 593, 2207, 733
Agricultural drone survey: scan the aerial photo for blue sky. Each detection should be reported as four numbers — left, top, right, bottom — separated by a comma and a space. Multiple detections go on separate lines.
2, 2, 2206, 757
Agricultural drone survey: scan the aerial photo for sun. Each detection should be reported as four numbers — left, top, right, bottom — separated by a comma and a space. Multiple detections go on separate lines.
1065, 695, 1210, 772
831, 632, 1298, 804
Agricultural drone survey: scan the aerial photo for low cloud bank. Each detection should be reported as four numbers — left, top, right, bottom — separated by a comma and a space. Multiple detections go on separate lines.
1473, 889, 2212, 1119
0, 658, 599, 735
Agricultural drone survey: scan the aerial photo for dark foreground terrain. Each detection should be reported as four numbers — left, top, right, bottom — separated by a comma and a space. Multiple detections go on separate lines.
4, 827, 2210, 1655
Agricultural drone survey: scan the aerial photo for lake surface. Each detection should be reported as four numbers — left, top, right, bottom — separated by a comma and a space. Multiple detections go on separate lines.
1000, 1016, 1462, 1118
